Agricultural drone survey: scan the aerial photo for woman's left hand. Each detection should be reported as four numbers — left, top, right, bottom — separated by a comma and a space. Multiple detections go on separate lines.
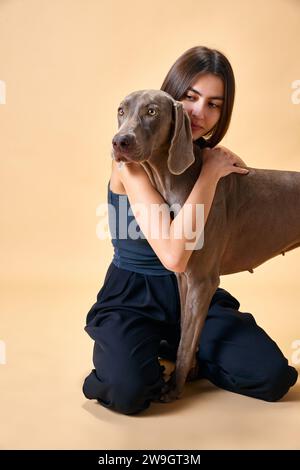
213, 145, 248, 168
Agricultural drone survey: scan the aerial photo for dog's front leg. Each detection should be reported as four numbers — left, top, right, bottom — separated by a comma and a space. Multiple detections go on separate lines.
160, 277, 218, 402
175, 272, 187, 330
176, 272, 199, 382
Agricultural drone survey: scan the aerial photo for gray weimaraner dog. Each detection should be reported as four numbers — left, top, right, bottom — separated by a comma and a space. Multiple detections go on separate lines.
111, 89, 300, 402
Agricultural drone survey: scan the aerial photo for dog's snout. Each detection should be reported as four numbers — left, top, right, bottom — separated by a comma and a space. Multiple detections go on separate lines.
112, 134, 135, 151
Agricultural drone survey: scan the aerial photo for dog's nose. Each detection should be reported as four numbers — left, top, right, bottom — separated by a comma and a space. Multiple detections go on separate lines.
112, 134, 135, 151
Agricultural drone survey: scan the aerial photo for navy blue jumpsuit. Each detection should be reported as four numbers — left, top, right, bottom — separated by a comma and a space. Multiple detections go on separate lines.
82, 181, 298, 415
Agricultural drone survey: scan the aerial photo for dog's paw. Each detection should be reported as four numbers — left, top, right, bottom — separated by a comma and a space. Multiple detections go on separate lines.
159, 387, 181, 403
186, 362, 200, 382
158, 373, 183, 403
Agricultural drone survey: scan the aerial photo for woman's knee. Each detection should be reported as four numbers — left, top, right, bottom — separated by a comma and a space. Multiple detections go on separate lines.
83, 368, 164, 415
258, 360, 298, 402
200, 355, 298, 403
106, 380, 154, 415
229, 359, 298, 402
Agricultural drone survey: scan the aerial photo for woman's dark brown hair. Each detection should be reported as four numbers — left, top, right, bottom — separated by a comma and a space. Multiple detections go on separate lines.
160, 46, 235, 148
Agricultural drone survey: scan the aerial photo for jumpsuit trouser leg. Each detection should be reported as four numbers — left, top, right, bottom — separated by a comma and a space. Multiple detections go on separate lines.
83, 264, 298, 415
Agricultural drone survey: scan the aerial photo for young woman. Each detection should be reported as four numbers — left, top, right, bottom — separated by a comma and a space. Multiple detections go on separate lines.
83, 46, 298, 415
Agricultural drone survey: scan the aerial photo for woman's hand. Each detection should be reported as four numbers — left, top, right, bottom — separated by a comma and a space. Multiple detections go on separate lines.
201, 145, 249, 182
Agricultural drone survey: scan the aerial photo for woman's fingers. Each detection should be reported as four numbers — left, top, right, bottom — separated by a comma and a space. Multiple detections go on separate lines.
215, 145, 248, 167
202, 146, 249, 179
231, 165, 249, 174
233, 156, 248, 167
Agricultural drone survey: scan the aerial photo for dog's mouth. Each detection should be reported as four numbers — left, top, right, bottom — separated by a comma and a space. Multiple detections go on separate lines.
112, 132, 148, 164
112, 150, 132, 163
112, 147, 145, 164
113, 150, 142, 164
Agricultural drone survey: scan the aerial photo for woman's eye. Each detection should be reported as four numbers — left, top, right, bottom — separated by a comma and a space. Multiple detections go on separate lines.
208, 102, 219, 109
148, 109, 156, 116
185, 94, 194, 100
118, 108, 124, 116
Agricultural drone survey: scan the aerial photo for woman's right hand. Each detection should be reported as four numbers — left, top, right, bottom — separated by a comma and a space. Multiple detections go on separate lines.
201, 146, 249, 182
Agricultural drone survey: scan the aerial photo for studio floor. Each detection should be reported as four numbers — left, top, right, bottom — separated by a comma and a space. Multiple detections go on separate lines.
1, 278, 299, 450
1, 0, 300, 453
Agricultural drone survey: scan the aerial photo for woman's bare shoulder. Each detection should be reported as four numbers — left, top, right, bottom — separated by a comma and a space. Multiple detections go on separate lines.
110, 160, 155, 197
118, 161, 158, 193
110, 160, 127, 194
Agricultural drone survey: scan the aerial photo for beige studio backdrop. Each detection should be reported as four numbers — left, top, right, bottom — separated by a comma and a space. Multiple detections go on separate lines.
0, 0, 299, 450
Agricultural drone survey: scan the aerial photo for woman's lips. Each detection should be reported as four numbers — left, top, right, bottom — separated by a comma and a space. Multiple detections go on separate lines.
191, 123, 204, 131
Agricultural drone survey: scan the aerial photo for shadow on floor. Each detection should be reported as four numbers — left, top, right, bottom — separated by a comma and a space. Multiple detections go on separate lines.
81, 365, 299, 422
81, 378, 223, 422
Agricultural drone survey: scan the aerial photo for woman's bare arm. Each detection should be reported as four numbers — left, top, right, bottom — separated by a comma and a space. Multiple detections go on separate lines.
117, 145, 249, 272
116, 160, 217, 272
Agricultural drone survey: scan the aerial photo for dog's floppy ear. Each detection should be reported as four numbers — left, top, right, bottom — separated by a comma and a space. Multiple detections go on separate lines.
167, 101, 195, 175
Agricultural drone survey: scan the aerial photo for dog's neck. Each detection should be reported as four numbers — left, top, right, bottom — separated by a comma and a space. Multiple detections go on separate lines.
141, 144, 203, 205
141, 159, 170, 198
141, 155, 176, 203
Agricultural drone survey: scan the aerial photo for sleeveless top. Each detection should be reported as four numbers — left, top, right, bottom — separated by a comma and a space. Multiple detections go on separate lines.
107, 181, 174, 276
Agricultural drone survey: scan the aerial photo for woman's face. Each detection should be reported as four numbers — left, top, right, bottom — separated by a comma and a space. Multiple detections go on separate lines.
180, 73, 224, 141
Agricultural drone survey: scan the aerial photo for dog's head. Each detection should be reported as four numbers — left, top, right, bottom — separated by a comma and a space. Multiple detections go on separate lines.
112, 90, 195, 175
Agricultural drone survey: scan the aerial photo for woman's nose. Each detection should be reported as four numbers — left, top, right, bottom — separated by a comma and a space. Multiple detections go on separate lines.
191, 102, 205, 120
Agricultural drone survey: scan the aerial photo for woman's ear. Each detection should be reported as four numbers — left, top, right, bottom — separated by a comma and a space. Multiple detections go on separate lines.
167, 101, 195, 175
